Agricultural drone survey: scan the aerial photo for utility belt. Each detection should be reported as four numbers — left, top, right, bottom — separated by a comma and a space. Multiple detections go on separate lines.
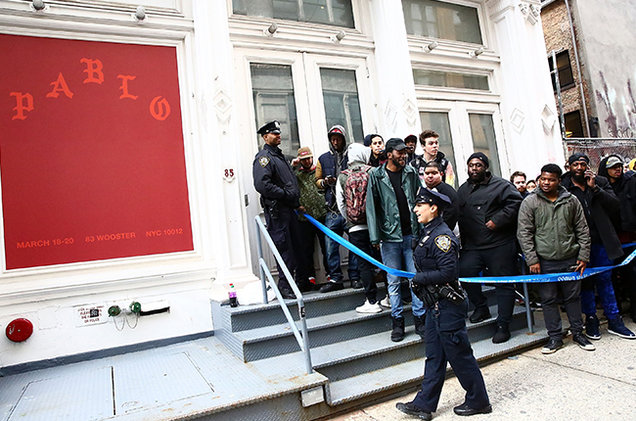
261, 198, 280, 219
411, 280, 466, 307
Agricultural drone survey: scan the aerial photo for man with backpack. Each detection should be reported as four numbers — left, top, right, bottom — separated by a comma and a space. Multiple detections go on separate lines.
336, 143, 381, 313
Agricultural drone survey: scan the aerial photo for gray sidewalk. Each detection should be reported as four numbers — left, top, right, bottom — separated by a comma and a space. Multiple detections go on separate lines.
332, 319, 636, 421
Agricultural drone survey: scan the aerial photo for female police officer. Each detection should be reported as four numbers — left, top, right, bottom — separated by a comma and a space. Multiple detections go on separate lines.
396, 188, 491, 420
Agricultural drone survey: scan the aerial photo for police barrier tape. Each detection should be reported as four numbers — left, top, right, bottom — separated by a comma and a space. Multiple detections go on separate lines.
301, 212, 636, 284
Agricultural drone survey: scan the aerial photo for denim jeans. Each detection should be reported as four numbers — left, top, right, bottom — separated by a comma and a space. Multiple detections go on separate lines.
380, 235, 425, 318
325, 211, 359, 282
581, 243, 620, 320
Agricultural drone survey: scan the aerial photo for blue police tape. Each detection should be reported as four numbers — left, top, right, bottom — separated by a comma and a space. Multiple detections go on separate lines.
301, 211, 636, 284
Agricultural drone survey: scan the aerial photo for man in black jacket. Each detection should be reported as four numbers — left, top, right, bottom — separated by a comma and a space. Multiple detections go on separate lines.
562, 153, 635, 339
253, 120, 302, 299
457, 153, 522, 344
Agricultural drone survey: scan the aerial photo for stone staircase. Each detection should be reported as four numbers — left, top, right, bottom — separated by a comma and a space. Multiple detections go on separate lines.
210, 285, 546, 420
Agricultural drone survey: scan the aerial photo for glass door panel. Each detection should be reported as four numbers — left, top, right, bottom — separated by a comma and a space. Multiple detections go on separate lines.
320, 68, 363, 142
419, 111, 457, 187
468, 113, 500, 177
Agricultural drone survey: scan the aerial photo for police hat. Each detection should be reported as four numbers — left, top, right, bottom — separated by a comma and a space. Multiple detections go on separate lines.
257, 120, 281, 135
415, 187, 451, 210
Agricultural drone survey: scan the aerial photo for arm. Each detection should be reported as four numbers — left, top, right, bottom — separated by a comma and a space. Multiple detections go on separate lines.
253, 157, 286, 200
315, 159, 325, 189
573, 199, 591, 263
336, 174, 347, 219
366, 173, 380, 244
413, 239, 458, 286
516, 199, 539, 267
489, 181, 523, 229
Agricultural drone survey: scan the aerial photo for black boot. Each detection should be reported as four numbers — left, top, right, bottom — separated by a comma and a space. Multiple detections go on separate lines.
413, 315, 426, 339
391, 316, 405, 342
469, 306, 491, 323
492, 323, 511, 344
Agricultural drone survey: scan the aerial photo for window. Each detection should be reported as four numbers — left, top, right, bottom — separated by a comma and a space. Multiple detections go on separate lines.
413, 69, 489, 90
233, 0, 354, 28
403, 0, 483, 44
469, 113, 501, 177
564, 110, 584, 138
320, 68, 363, 143
250, 63, 300, 156
548, 50, 575, 91
419, 111, 457, 187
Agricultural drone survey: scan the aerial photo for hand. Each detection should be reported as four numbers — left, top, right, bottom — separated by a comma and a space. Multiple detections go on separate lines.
485, 220, 496, 230
291, 157, 300, 167
529, 263, 541, 274
325, 175, 337, 186
575, 260, 587, 276
372, 243, 380, 250
297, 206, 306, 213
584, 170, 596, 189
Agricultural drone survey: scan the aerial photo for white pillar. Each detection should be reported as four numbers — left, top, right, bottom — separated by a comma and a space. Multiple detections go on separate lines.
368, 0, 421, 138
487, 0, 564, 175
192, 2, 258, 293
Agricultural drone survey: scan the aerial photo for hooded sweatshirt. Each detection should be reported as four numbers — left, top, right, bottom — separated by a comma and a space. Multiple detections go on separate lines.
316, 125, 349, 211
336, 143, 371, 232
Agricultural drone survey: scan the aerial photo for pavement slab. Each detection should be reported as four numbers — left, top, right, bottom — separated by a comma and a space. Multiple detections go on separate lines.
331, 319, 636, 421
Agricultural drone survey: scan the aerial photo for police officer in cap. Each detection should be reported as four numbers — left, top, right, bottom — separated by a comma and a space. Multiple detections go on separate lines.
396, 188, 491, 420
253, 120, 302, 299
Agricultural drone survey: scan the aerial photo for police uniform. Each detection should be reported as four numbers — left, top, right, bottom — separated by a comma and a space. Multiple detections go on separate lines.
252, 121, 302, 298
397, 188, 491, 419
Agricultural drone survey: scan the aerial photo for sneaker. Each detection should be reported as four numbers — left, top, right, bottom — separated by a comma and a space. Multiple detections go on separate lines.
541, 337, 564, 354
352, 280, 363, 289
319, 282, 344, 293
607, 318, 636, 339
379, 296, 391, 308
453, 402, 493, 416
572, 333, 596, 351
584, 315, 601, 340
396, 402, 432, 420
356, 299, 382, 314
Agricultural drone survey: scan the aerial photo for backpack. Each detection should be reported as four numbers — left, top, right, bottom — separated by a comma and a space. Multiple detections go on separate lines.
342, 165, 371, 224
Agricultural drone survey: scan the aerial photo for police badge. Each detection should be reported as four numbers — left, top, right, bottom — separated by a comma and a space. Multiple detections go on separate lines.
259, 156, 270, 167
434, 235, 451, 253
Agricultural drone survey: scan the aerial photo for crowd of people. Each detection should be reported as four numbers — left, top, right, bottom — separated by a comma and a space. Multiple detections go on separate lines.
252, 120, 636, 348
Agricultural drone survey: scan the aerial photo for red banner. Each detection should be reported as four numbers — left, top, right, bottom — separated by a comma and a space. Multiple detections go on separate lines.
0, 34, 193, 269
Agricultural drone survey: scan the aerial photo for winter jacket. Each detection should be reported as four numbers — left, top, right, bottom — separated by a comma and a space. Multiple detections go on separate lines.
517, 186, 591, 266
430, 181, 459, 231
253, 143, 300, 210
366, 163, 420, 244
316, 136, 348, 211
410, 150, 455, 186
336, 143, 371, 233
294, 165, 327, 222
598, 156, 636, 233
457, 173, 522, 250
561, 172, 623, 260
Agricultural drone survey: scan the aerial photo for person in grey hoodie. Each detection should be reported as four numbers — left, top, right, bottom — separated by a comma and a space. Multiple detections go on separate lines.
336, 143, 381, 313
517, 163, 595, 354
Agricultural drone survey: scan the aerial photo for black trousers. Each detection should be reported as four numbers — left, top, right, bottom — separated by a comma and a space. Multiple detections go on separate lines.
264, 207, 302, 290
348, 229, 378, 303
412, 299, 490, 412
296, 219, 327, 284
538, 257, 583, 339
459, 241, 517, 326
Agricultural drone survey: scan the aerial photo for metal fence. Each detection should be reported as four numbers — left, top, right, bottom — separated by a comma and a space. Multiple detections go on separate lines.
564, 138, 636, 171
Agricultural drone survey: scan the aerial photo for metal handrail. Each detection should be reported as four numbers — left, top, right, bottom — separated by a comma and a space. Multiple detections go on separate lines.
254, 215, 313, 374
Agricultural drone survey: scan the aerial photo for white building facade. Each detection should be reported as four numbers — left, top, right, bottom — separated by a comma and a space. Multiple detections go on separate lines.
0, 0, 562, 369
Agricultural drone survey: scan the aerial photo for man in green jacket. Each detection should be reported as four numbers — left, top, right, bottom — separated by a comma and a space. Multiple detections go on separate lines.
366, 138, 423, 342
517, 163, 595, 354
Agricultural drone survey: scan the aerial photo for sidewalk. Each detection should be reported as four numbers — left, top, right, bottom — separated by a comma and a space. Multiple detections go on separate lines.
331, 319, 636, 421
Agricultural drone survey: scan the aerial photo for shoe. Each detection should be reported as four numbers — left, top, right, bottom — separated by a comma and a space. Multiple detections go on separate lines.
453, 402, 493, 416
607, 317, 636, 339
584, 315, 601, 340
469, 306, 491, 323
396, 402, 432, 420
391, 317, 405, 342
413, 315, 426, 339
379, 296, 391, 308
572, 333, 596, 351
279, 287, 296, 300
541, 337, 564, 354
319, 282, 344, 293
356, 299, 382, 314
352, 280, 363, 289
492, 324, 511, 344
